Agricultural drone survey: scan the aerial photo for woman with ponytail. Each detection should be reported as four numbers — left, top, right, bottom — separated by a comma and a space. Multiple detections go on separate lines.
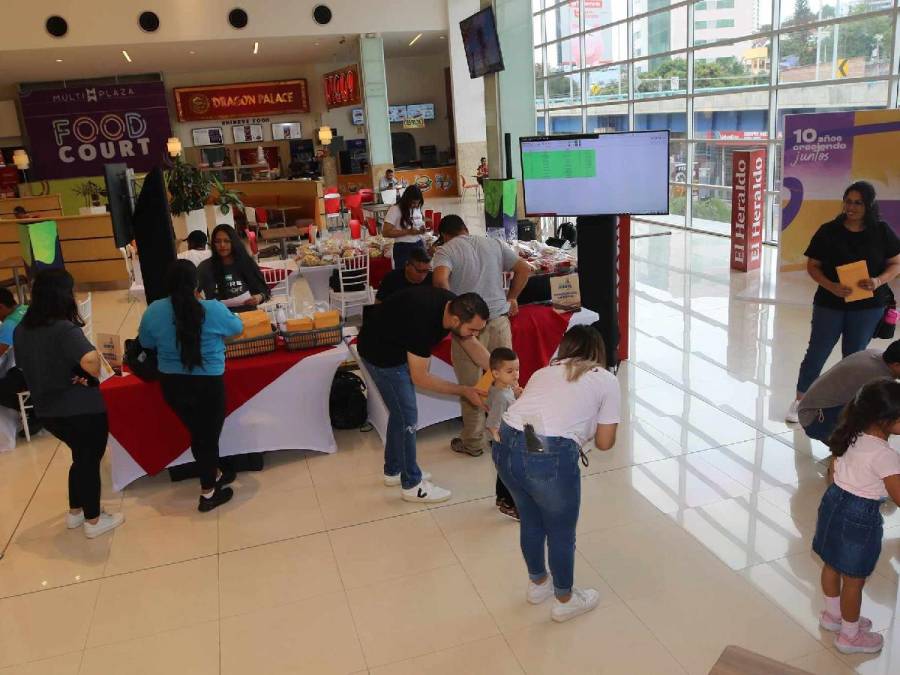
812, 378, 900, 655
139, 260, 243, 511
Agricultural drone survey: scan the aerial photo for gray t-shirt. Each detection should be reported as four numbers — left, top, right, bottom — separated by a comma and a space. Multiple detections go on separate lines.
486, 384, 516, 432
13, 320, 105, 418
798, 349, 893, 426
432, 235, 520, 319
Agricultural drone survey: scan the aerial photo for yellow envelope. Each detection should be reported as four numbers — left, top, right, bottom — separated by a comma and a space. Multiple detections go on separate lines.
836, 260, 874, 303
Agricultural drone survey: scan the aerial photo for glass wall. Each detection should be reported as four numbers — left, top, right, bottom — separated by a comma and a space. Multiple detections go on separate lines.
533, 0, 900, 242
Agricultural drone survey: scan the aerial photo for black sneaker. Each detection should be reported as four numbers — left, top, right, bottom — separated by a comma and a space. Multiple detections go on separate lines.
198, 486, 234, 512
217, 468, 237, 488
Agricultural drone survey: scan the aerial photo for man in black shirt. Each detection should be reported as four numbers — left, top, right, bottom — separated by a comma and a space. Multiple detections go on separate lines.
375, 248, 433, 303
358, 286, 490, 502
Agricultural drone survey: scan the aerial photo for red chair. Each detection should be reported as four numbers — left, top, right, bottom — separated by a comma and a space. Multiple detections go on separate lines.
360, 188, 375, 204
344, 192, 364, 224
254, 207, 269, 227
366, 217, 377, 236
431, 211, 442, 233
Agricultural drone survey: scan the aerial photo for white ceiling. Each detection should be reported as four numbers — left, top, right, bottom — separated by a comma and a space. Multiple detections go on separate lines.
0, 30, 448, 90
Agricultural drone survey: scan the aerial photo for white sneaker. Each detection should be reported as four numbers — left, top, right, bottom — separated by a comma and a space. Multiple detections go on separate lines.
401, 480, 451, 503
66, 510, 85, 529
384, 470, 431, 487
527, 578, 555, 605
551, 587, 600, 623
785, 399, 800, 424
83, 512, 125, 539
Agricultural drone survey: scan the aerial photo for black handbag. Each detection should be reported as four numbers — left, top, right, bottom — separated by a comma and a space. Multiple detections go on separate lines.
123, 337, 160, 382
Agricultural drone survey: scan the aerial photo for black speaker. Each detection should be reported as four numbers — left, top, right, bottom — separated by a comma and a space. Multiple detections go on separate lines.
138, 11, 160, 32
228, 7, 249, 29
576, 215, 619, 368
313, 5, 332, 25
46, 16, 68, 37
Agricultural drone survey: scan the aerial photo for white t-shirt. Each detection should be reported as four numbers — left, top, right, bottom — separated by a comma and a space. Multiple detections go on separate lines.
178, 248, 212, 267
834, 433, 900, 500
384, 205, 424, 244
503, 362, 621, 446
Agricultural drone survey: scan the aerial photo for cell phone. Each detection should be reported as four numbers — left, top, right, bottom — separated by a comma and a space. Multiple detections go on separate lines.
71, 365, 100, 387
524, 423, 544, 453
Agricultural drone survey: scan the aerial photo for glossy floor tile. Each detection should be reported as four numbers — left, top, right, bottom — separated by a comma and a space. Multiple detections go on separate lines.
1, 224, 897, 673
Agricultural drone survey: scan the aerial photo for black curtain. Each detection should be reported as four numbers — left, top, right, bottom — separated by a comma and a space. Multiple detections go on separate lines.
132, 167, 176, 304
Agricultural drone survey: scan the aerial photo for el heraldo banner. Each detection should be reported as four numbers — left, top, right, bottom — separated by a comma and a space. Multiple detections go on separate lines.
780, 110, 900, 270
19, 82, 172, 180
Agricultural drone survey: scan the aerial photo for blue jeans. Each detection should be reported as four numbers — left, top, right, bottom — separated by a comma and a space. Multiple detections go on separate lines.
493, 423, 581, 598
802, 404, 843, 444
363, 359, 423, 489
796, 305, 884, 393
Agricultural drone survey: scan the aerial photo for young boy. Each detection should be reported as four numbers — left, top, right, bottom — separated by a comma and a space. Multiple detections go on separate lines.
486, 347, 522, 520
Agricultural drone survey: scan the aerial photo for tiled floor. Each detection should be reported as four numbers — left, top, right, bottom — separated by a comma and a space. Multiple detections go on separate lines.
0, 208, 898, 674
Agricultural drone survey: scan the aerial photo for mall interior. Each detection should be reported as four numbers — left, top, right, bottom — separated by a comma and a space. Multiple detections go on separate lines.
0, 1, 899, 673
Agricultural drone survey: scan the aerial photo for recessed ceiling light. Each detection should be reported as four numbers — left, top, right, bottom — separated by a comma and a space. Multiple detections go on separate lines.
253, 41, 259, 54
314, 42, 319, 46
55, 58, 63, 62
440, 35, 445, 39
122, 50, 132, 63
409, 33, 423, 47
189, 50, 196, 55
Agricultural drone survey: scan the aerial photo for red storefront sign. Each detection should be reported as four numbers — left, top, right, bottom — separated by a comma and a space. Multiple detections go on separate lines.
323, 65, 361, 110
730, 149, 766, 272
173, 80, 309, 121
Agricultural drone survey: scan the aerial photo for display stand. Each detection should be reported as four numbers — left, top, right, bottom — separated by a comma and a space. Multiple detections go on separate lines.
575, 214, 630, 365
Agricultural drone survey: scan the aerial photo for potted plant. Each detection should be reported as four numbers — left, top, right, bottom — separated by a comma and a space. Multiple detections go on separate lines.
73, 180, 107, 215
205, 174, 244, 231
166, 156, 211, 240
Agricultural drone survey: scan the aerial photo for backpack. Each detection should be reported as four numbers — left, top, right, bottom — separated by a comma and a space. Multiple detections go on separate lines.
329, 370, 368, 429
123, 337, 160, 382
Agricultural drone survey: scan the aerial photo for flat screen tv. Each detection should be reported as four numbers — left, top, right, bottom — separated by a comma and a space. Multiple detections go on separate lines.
406, 103, 435, 121
388, 105, 406, 123
351, 108, 365, 125
520, 131, 670, 216
103, 163, 134, 248
459, 7, 505, 78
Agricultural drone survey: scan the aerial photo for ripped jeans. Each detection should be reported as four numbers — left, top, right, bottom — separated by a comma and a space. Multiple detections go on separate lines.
363, 359, 423, 489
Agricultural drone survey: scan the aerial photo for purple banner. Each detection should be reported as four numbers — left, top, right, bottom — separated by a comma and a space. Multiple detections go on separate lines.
19, 82, 172, 179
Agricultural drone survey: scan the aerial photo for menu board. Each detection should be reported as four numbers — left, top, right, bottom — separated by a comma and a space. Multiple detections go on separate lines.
192, 127, 225, 146
272, 122, 302, 140
388, 105, 407, 123
351, 108, 365, 125
232, 124, 264, 143
405, 103, 435, 120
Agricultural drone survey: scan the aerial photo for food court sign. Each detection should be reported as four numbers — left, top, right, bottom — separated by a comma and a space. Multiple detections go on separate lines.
173, 80, 310, 121
323, 65, 361, 109
19, 82, 172, 180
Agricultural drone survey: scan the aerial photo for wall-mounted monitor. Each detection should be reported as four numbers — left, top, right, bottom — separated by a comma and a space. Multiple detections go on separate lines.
351, 108, 365, 125
388, 105, 407, 123
520, 131, 670, 216
272, 122, 302, 140
191, 127, 224, 146
459, 7, 505, 78
405, 103, 435, 121
232, 124, 264, 143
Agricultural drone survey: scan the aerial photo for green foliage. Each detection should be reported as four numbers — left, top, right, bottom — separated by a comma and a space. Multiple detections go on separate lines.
210, 175, 244, 215
166, 157, 211, 216
72, 180, 106, 208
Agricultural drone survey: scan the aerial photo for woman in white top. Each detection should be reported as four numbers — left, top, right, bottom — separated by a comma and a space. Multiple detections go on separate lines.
496, 325, 620, 623
383, 185, 427, 270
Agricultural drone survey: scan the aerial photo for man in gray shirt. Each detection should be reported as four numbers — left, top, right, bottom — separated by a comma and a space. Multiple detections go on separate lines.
798, 340, 900, 442
433, 215, 531, 457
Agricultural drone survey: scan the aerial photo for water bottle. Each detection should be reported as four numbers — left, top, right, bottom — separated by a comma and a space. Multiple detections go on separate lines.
275, 304, 287, 333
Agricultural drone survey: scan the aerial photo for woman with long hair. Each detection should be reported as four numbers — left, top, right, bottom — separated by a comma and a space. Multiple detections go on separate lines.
787, 181, 900, 422
382, 185, 427, 270
493, 325, 620, 623
139, 260, 243, 511
197, 223, 270, 311
812, 378, 900, 655
13, 270, 124, 538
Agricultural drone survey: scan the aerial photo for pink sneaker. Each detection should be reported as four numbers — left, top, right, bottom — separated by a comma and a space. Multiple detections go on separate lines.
819, 611, 872, 633
834, 629, 883, 655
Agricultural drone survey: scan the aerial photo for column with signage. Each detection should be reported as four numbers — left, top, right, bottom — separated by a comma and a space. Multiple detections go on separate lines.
359, 35, 393, 187
730, 149, 765, 272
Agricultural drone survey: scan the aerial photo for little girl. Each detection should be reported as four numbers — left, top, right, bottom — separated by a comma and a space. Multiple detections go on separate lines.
813, 378, 900, 655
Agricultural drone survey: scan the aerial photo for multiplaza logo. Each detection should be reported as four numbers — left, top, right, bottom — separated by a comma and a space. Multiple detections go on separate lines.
50, 86, 136, 105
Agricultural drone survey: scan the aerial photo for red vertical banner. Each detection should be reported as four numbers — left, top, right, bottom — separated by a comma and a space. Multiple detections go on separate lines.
617, 214, 631, 363
730, 149, 766, 271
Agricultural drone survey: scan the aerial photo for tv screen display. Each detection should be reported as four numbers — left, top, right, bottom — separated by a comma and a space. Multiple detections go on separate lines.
388, 105, 407, 123
351, 108, 365, 125
459, 7, 505, 78
406, 103, 435, 121
192, 127, 224, 146
272, 122, 302, 140
520, 131, 670, 216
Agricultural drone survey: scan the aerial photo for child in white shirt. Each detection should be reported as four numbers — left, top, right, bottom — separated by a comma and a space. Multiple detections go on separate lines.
813, 378, 900, 656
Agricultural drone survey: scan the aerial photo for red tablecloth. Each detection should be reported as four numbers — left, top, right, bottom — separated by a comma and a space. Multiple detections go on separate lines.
101, 344, 333, 477
431, 304, 573, 385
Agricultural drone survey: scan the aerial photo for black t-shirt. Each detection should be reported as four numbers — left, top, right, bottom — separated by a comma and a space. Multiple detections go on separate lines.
805, 219, 900, 310
375, 269, 433, 302
358, 286, 455, 367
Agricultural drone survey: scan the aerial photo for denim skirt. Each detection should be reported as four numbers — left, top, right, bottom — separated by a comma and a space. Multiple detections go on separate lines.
812, 483, 883, 578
